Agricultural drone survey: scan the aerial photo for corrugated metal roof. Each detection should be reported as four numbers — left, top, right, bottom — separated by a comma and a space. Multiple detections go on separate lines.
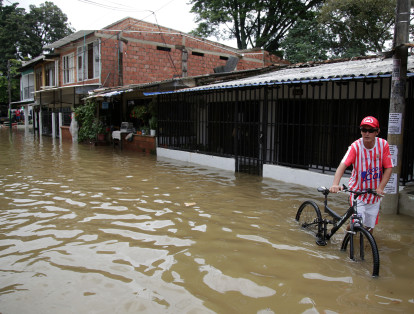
144, 56, 414, 96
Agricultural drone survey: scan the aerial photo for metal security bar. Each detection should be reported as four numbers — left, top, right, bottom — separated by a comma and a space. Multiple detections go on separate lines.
63, 111, 72, 126
41, 109, 53, 136
156, 76, 414, 184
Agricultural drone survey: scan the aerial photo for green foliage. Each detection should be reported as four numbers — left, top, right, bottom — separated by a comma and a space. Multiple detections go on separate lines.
22, 1, 74, 58
149, 116, 158, 129
130, 105, 150, 126
190, 0, 399, 62
280, 17, 333, 63
0, 1, 73, 106
0, 59, 21, 106
74, 100, 102, 142
189, 0, 324, 53
318, 0, 396, 57
0, 1, 26, 74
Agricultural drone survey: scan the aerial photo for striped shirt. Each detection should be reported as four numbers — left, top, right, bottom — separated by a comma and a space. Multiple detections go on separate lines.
342, 137, 393, 204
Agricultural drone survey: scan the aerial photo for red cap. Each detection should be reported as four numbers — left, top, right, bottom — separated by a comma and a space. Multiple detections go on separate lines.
360, 116, 379, 128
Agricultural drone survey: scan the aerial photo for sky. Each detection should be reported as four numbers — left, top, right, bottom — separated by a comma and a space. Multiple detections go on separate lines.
14, 0, 237, 47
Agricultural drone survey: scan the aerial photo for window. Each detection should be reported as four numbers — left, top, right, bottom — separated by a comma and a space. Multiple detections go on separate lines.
157, 46, 171, 52
63, 53, 74, 84
77, 40, 100, 82
21, 72, 34, 100
45, 61, 57, 87
35, 68, 42, 91
92, 40, 100, 78
77, 46, 85, 81
192, 51, 204, 57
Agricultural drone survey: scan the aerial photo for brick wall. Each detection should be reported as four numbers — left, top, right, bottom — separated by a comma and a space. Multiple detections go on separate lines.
55, 18, 288, 89
103, 18, 287, 86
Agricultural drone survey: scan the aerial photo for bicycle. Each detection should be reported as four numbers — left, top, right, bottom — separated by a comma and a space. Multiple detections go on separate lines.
295, 185, 380, 277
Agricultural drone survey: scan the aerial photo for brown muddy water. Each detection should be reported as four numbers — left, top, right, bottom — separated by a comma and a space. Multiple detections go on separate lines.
0, 128, 413, 313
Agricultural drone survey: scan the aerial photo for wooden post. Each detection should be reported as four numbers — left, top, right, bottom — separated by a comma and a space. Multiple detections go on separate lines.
382, 0, 410, 214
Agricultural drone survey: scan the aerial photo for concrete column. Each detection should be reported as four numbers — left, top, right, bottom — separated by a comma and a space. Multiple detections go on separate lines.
39, 107, 43, 135
382, 0, 410, 214
24, 104, 29, 128
58, 112, 63, 138
52, 112, 56, 138
70, 112, 78, 143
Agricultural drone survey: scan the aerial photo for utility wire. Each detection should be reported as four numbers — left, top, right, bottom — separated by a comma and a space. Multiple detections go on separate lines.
77, 0, 147, 12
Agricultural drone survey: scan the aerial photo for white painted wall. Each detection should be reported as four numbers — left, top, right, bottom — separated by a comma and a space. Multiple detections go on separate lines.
157, 147, 235, 172
263, 164, 348, 189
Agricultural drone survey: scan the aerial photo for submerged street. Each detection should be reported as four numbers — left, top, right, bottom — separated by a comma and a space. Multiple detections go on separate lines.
0, 128, 413, 313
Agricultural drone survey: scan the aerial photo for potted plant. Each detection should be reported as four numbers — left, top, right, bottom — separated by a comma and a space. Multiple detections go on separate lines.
149, 116, 157, 136
141, 126, 150, 136
130, 105, 149, 127
92, 119, 106, 141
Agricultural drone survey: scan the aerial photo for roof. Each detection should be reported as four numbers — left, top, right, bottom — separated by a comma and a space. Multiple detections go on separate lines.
43, 30, 95, 49
34, 84, 100, 94
10, 99, 35, 107
144, 56, 414, 95
19, 53, 60, 72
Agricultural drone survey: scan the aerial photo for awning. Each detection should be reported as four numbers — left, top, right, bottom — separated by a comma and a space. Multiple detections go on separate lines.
34, 84, 100, 95
9, 99, 35, 108
85, 88, 133, 99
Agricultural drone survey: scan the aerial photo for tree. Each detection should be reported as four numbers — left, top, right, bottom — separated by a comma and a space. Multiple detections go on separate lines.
280, 17, 334, 63
0, 1, 26, 74
0, 1, 73, 107
189, 0, 324, 53
318, 0, 396, 57
21, 1, 74, 58
0, 59, 21, 107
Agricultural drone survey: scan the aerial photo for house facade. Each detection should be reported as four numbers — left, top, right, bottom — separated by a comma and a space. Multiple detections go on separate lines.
23, 17, 286, 137
9, 57, 36, 126
146, 56, 414, 191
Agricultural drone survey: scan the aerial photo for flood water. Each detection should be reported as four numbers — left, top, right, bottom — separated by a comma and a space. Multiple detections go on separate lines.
1, 128, 413, 313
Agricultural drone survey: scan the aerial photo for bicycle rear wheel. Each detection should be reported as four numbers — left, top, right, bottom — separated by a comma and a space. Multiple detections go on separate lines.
296, 201, 322, 239
341, 225, 380, 277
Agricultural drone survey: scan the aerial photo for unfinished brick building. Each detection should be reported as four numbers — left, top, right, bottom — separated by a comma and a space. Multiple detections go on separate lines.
94, 17, 285, 86
25, 17, 286, 136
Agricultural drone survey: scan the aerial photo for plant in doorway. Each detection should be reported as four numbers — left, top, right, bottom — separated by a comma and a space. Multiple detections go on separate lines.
149, 116, 157, 136
74, 100, 106, 142
130, 105, 150, 126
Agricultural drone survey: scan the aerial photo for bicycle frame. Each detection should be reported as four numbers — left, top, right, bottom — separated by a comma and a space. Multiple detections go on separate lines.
316, 187, 360, 246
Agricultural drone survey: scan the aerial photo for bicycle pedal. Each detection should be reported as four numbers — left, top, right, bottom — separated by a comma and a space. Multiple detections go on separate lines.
316, 239, 327, 246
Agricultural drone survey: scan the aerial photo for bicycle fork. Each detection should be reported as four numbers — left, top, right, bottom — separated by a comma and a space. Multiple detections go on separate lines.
349, 214, 364, 261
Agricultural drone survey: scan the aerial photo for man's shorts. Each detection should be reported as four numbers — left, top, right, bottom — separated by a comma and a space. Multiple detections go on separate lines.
352, 199, 380, 229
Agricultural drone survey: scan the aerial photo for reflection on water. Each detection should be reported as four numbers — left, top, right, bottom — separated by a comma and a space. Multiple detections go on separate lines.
1, 129, 414, 313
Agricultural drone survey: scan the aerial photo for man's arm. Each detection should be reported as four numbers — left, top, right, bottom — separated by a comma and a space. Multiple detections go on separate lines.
329, 162, 348, 193
376, 167, 392, 196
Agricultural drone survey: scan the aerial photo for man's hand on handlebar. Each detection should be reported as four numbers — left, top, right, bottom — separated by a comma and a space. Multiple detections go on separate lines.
329, 184, 343, 193
373, 188, 385, 197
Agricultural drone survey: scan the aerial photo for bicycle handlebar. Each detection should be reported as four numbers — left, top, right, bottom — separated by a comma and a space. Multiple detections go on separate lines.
317, 185, 383, 197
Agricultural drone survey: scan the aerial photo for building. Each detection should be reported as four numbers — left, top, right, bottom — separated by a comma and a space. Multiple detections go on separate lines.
21, 17, 286, 137
144, 56, 414, 191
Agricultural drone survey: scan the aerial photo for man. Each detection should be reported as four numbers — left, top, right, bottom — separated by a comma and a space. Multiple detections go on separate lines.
329, 116, 393, 232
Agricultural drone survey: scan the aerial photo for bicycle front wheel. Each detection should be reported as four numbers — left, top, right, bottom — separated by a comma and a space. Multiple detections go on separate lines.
296, 201, 322, 239
341, 225, 380, 277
